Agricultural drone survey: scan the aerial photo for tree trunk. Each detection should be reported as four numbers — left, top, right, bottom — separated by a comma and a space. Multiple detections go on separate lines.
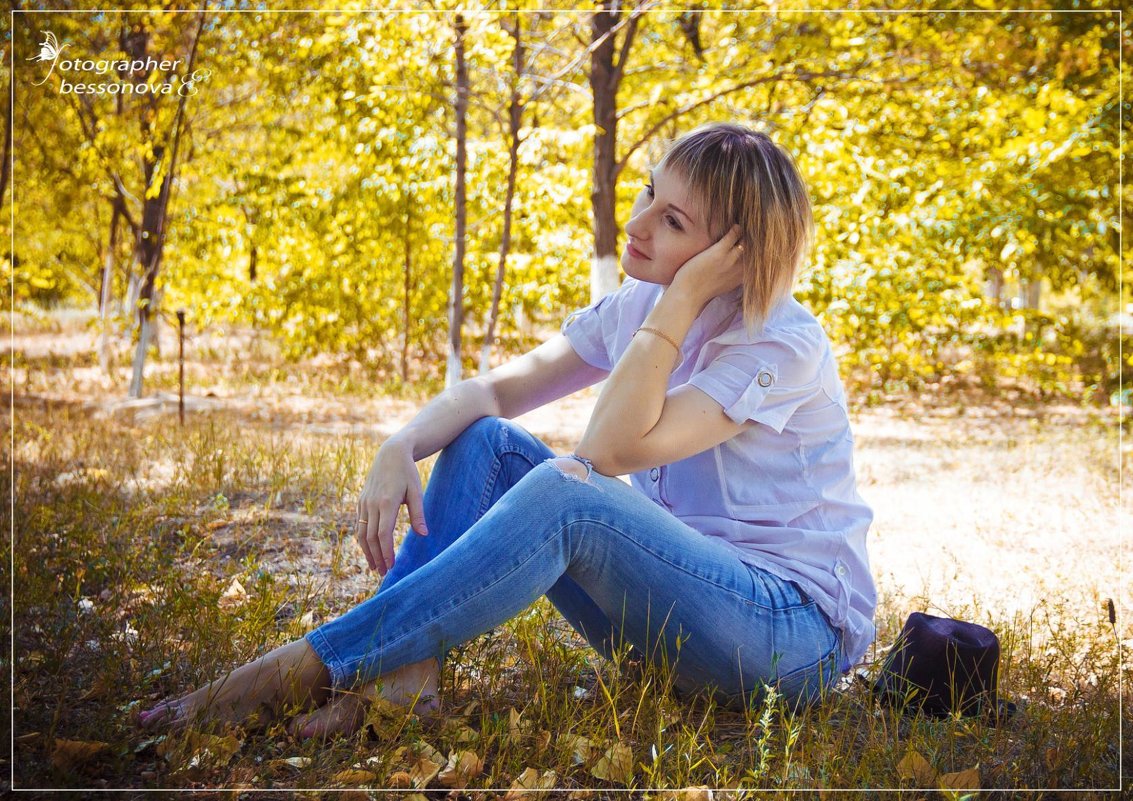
446, 14, 469, 389
985, 266, 1004, 308
99, 198, 122, 374
401, 187, 413, 382
129, 311, 155, 398
480, 14, 525, 375
127, 7, 207, 398
589, 3, 622, 303
0, 70, 11, 207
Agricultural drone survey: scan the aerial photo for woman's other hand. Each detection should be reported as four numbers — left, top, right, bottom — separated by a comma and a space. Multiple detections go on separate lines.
356, 437, 428, 575
669, 224, 745, 311
350, 337, 604, 574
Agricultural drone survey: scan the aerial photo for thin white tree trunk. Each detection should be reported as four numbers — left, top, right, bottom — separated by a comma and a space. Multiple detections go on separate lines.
128, 313, 153, 398
98, 242, 115, 375
446, 15, 470, 389
591, 254, 620, 302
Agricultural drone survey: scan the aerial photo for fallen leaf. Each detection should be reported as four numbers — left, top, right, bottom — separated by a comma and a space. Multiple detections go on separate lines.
333, 768, 377, 785
387, 770, 412, 788
50, 739, 108, 769
157, 731, 242, 768
897, 750, 936, 784
591, 742, 634, 784
437, 749, 484, 789
408, 742, 446, 788
133, 735, 165, 754
443, 718, 480, 744
507, 707, 523, 739
218, 577, 248, 609
504, 767, 558, 799
266, 756, 312, 772
939, 765, 980, 790
562, 733, 595, 765
656, 788, 712, 801
534, 728, 551, 755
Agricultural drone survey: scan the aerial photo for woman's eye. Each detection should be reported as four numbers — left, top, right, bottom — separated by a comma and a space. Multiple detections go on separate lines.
664, 214, 683, 231
644, 182, 655, 198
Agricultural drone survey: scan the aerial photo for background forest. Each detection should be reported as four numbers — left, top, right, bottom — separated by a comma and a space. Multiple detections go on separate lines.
4, 0, 1128, 401
5, 0, 1130, 795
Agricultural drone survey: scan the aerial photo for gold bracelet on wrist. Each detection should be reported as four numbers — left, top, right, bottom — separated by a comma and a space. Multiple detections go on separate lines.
634, 326, 681, 352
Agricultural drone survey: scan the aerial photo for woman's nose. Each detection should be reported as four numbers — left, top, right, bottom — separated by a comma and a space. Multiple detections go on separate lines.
625, 210, 649, 241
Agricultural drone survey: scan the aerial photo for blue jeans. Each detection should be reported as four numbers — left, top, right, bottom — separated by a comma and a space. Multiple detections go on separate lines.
306, 417, 841, 707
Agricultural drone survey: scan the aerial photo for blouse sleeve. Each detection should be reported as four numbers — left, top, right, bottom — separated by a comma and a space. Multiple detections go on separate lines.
686, 336, 824, 433
560, 279, 639, 372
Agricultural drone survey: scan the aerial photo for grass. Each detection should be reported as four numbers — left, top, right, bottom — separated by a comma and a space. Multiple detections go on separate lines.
5, 319, 1130, 797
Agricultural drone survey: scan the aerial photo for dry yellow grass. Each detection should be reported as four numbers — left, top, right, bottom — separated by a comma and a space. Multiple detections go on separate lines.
6, 314, 1129, 793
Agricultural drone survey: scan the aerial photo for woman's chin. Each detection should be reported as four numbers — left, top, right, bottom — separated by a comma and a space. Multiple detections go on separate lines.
621, 259, 669, 286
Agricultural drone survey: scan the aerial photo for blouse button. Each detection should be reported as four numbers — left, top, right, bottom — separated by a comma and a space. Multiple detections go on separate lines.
835, 564, 848, 577
757, 370, 774, 388
649, 467, 660, 481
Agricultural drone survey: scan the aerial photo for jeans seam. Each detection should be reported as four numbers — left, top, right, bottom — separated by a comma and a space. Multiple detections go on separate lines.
775, 629, 841, 683
476, 439, 548, 517
338, 515, 760, 681
588, 519, 761, 607
476, 455, 504, 517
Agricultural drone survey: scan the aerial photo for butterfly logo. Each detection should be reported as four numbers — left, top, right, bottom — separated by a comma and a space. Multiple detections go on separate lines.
27, 31, 68, 86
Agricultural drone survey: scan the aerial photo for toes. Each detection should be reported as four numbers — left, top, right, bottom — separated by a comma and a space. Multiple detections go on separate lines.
288, 710, 328, 741
288, 699, 358, 741
414, 695, 440, 715
138, 700, 184, 730
286, 713, 313, 739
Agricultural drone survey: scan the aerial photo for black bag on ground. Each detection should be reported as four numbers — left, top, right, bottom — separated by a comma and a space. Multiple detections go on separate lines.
873, 612, 1015, 723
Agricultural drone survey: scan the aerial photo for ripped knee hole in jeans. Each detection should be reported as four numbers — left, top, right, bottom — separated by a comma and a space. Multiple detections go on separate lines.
545, 453, 595, 484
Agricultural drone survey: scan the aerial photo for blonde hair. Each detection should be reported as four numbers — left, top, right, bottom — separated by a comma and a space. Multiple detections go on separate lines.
657, 123, 814, 331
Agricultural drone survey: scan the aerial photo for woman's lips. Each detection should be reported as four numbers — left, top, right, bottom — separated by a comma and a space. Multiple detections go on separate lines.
625, 241, 649, 260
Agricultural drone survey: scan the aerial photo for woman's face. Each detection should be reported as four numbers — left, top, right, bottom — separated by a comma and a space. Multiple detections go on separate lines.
621, 165, 714, 286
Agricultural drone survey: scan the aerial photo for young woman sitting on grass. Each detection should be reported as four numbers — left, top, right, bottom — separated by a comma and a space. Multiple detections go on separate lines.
140, 122, 876, 739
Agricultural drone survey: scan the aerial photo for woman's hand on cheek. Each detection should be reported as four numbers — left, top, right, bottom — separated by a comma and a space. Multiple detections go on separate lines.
669, 224, 745, 310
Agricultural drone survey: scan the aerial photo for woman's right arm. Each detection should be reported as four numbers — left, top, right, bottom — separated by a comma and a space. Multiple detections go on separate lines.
356, 334, 607, 574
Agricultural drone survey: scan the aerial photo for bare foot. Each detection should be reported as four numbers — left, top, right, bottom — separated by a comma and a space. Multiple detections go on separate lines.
289, 657, 440, 740
138, 639, 330, 731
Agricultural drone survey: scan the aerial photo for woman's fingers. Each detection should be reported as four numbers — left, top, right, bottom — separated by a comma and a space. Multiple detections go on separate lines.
406, 478, 429, 537
357, 458, 426, 572
356, 510, 378, 572
374, 504, 396, 575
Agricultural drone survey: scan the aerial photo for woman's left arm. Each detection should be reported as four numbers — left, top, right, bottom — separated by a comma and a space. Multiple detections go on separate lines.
575, 226, 751, 476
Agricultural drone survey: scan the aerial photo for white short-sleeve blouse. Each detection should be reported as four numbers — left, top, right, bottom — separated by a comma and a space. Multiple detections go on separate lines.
561, 277, 877, 670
